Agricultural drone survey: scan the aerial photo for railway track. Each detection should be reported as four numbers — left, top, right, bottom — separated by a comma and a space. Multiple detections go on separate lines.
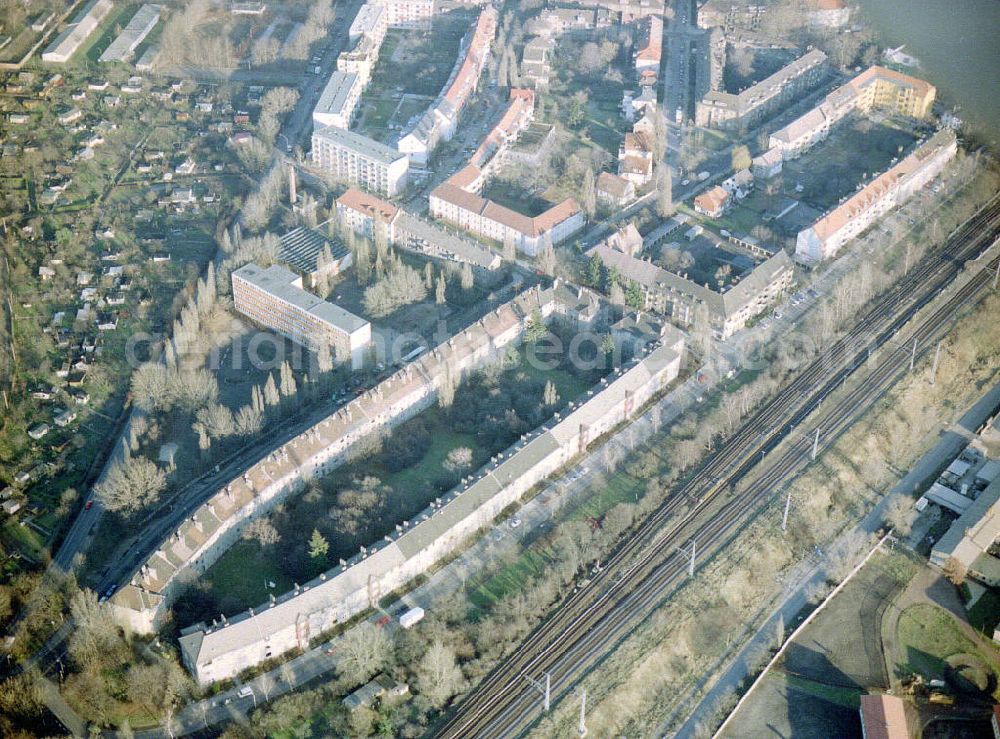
435, 194, 1000, 738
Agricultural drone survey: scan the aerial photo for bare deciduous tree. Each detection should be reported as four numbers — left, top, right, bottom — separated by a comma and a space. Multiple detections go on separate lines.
95, 457, 168, 515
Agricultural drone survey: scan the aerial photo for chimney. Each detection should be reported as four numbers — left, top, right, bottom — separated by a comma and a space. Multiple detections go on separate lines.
288, 163, 297, 205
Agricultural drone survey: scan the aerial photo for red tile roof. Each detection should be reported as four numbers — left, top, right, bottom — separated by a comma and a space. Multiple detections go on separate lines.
336, 187, 399, 222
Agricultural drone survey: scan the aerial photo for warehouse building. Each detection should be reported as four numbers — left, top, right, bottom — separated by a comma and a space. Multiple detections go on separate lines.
42, 0, 114, 63
99, 4, 162, 63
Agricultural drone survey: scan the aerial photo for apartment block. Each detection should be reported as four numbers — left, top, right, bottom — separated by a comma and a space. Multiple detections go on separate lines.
349, 3, 388, 46
795, 129, 956, 263
311, 125, 409, 196
335, 186, 400, 238
396, 7, 497, 164
177, 330, 682, 685
371, 0, 436, 28
770, 66, 937, 160
336, 187, 501, 270
232, 263, 371, 367
591, 245, 794, 339
634, 15, 663, 71
695, 49, 829, 130
108, 288, 561, 637
313, 71, 364, 129
430, 183, 584, 256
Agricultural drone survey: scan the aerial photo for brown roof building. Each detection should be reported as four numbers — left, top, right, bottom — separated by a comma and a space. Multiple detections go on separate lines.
859, 694, 908, 739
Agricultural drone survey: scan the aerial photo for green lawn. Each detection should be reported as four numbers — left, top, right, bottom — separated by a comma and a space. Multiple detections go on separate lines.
966, 588, 1000, 638
896, 603, 1000, 696
1, 520, 47, 563
81, 2, 142, 64
781, 673, 863, 709
469, 546, 556, 609
200, 540, 298, 613
570, 471, 643, 522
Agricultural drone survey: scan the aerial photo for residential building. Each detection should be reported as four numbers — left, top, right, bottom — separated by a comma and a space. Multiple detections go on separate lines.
337, 44, 378, 84
392, 212, 502, 270
931, 476, 1000, 587
634, 15, 662, 72
335, 186, 401, 238
42, 0, 114, 63
469, 88, 535, 172
589, 245, 794, 339
618, 131, 654, 187
535, 6, 602, 34
721, 169, 754, 200
428, 89, 584, 255
99, 4, 162, 63
232, 264, 371, 367
770, 66, 937, 160
430, 183, 584, 256
521, 37, 555, 88
807, 0, 851, 28
795, 129, 957, 263
751, 147, 783, 179
596, 172, 636, 206
349, 3, 388, 47
694, 185, 730, 217
371, 0, 436, 29
108, 288, 564, 638
859, 695, 908, 739
335, 187, 501, 270
174, 327, 682, 685
605, 223, 643, 256
695, 49, 829, 130
396, 7, 497, 164
311, 126, 409, 196
277, 225, 353, 289
231, 2, 266, 14
313, 71, 363, 129
577, 0, 664, 22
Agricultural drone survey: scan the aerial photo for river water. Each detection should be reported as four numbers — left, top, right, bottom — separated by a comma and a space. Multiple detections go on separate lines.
856, 0, 1000, 144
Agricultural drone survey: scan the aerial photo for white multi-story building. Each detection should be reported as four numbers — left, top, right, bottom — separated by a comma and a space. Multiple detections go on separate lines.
796, 129, 957, 263
371, 0, 435, 28
232, 263, 371, 367
349, 3, 388, 46
313, 71, 364, 129
177, 331, 683, 685
311, 125, 409, 196
769, 66, 937, 161
107, 288, 563, 637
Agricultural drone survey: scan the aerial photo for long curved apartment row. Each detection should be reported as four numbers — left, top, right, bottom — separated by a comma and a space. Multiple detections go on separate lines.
178, 331, 685, 685
107, 286, 558, 635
